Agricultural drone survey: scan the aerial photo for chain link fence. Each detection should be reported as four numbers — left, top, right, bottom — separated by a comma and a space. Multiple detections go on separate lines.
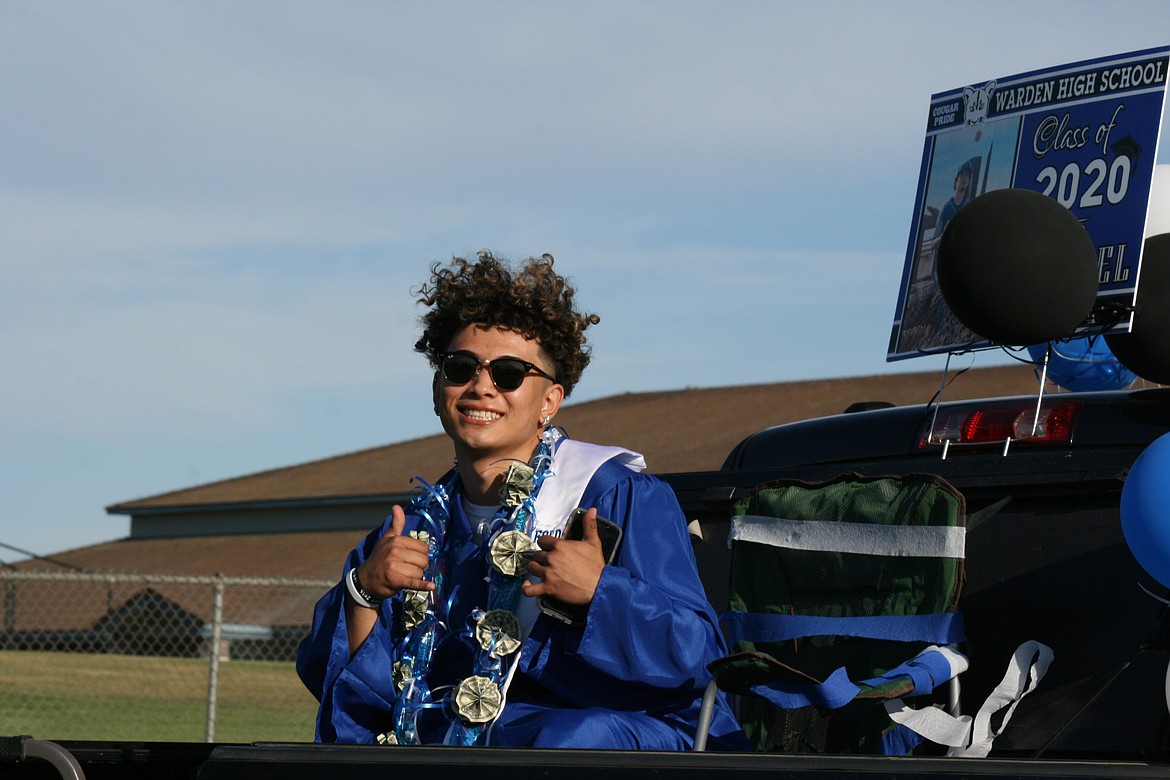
0, 570, 333, 743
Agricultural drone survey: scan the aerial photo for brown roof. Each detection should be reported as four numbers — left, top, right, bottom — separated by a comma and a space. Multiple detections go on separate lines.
107, 365, 1041, 513
15, 530, 363, 579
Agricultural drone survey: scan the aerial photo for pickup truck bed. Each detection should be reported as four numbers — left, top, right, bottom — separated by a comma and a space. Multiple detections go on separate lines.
7, 387, 1170, 779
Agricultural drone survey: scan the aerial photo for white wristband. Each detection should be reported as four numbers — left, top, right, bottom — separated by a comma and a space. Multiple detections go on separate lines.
345, 567, 382, 609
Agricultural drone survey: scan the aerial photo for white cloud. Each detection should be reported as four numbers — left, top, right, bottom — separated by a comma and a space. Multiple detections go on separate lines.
0, 238, 428, 439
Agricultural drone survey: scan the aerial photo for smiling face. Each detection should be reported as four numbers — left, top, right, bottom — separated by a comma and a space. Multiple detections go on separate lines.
435, 324, 564, 498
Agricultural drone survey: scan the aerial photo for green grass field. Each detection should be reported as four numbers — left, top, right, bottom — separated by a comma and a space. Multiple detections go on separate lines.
0, 650, 319, 742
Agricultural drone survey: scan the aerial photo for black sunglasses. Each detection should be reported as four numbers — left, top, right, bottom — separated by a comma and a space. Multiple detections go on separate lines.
439, 352, 557, 391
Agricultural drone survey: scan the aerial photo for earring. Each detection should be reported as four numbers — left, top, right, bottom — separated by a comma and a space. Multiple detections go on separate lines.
542, 415, 552, 427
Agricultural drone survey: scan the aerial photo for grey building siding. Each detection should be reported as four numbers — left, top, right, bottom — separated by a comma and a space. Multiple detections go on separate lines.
121, 495, 412, 540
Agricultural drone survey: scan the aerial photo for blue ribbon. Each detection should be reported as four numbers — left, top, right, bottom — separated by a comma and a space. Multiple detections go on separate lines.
721, 611, 965, 647
746, 647, 959, 711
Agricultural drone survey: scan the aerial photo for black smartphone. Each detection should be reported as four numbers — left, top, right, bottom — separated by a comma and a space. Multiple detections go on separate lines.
537, 508, 623, 625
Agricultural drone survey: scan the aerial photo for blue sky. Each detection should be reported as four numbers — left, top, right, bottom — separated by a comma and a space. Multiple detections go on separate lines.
2, 1, 1169, 561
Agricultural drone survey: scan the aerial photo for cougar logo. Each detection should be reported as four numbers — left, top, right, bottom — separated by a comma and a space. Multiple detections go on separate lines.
963, 80, 996, 125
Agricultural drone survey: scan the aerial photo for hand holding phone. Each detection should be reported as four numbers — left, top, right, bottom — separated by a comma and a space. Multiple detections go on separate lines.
533, 508, 623, 625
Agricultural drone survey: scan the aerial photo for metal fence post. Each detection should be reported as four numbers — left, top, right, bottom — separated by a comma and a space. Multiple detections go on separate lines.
3, 579, 15, 649
205, 573, 226, 743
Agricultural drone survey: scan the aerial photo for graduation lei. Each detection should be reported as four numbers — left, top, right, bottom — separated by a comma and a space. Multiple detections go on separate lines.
378, 427, 559, 746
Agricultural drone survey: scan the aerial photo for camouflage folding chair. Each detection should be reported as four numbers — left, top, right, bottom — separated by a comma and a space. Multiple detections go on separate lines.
695, 473, 967, 755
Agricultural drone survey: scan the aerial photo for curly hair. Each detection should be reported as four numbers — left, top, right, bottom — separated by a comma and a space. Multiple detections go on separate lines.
414, 251, 600, 397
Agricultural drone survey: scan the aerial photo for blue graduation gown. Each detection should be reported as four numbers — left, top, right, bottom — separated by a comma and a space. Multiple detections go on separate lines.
296, 454, 747, 751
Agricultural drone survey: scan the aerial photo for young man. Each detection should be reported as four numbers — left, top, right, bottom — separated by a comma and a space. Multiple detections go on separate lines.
297, 252, 746, 750
931, 160, 974, 258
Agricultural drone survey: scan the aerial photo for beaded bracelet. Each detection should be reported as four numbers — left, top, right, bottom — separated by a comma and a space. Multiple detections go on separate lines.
346, 567, 382, 609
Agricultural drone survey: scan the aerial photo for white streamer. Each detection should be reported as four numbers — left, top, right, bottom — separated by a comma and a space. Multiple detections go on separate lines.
886, 640, 1053, 758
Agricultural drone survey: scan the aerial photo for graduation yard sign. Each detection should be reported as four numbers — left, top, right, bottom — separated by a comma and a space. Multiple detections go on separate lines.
888, 46, 1169, 361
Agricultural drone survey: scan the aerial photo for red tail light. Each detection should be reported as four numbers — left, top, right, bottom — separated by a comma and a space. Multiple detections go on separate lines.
920, 401, 1080, 448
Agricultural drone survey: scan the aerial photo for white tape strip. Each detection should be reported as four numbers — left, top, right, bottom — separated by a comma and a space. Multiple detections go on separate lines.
729, 514, 966, 558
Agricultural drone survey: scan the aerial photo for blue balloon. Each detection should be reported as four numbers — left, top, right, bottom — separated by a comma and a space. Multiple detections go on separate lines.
1027, 339, 1137, 392
1121, 433, 1170, 588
